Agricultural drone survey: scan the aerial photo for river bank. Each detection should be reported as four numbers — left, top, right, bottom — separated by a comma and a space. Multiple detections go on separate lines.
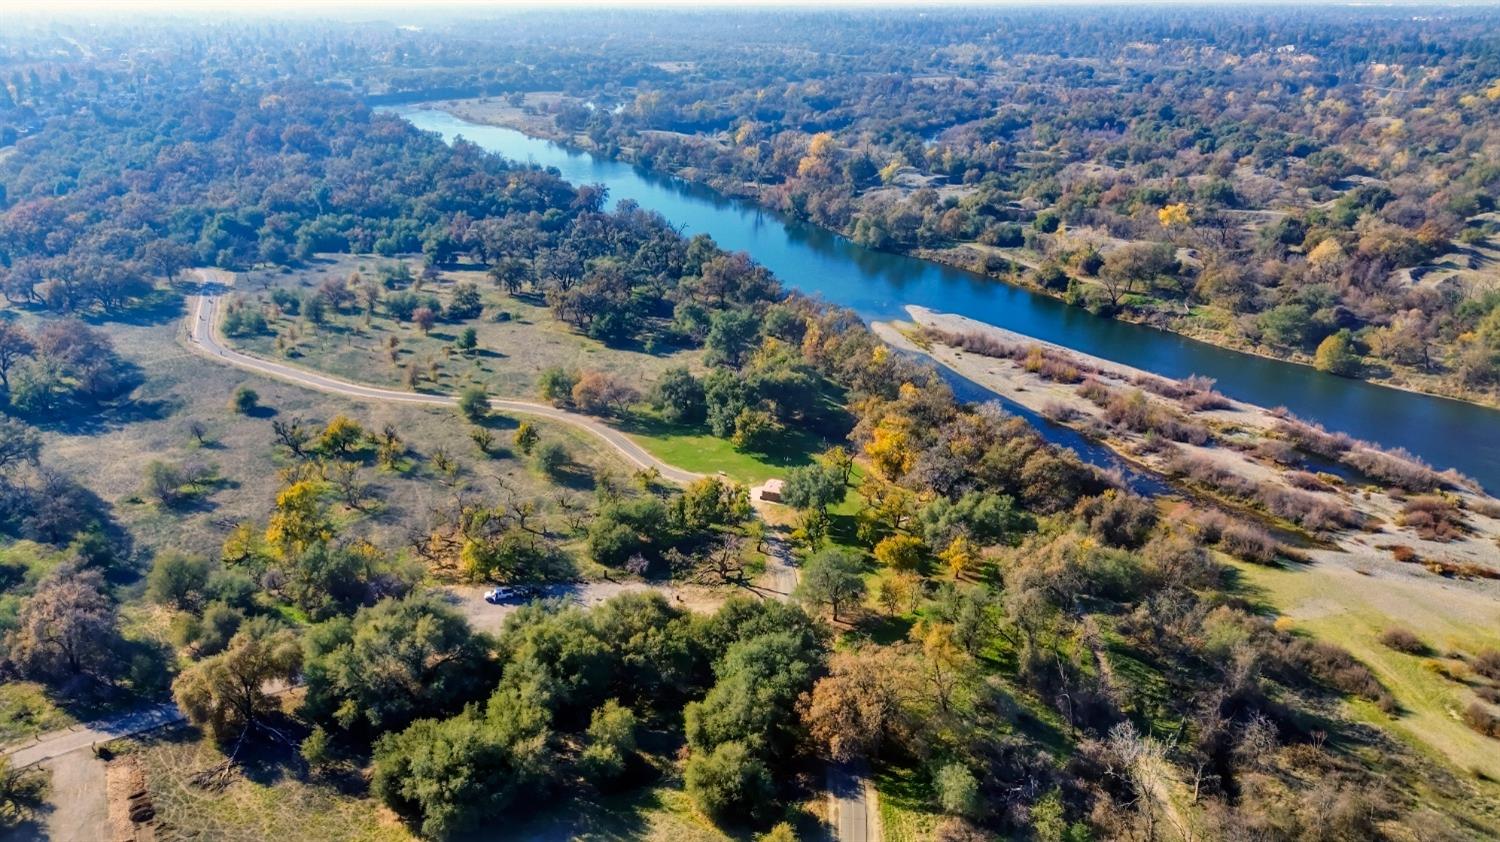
394, 104, 1500, 494
876, 305, 1500, 582
418, 96, 1500, 413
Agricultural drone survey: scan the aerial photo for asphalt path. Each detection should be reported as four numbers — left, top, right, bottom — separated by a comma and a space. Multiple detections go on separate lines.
186, 287, 703, 485
185, 280, 873, 838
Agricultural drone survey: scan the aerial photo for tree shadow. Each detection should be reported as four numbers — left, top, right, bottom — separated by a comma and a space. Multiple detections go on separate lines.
82, 290, 187, 328
0, 817, 48, 842
548, 463, 599, 492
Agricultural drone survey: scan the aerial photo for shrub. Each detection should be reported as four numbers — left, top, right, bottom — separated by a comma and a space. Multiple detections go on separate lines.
1102, 389, 1210, 444
934, 763, 980, 818
1398, 496, 1466, 541
1075, 490, 1157, 548
1474, 649, 1500, 682
532, 441, 569, 478
684, 740, 774, 824
1040, 401, 1077, 423
457, 386, 489, 422
1276, 636, 1391, 707
230, 386, 259, 414
1462, 702, 1500, 738
1378, 627, 1427, 655
1217, 521, 1281, 564
1076, 378, 1113, 406
1285, 471, 1332, 492
1254, 439, 1300, 465
537, 367, 578, 406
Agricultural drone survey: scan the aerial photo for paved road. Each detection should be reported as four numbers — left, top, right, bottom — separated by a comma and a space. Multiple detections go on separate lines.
5, 699, 182, 842
186, 280, 876, 839
748, 518, 877, 842
5, 703, 184, 770
186, 287, 703, 485
828, 761, 881, 842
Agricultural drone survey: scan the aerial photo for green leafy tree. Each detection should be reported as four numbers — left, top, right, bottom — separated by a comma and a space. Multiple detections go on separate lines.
230, 386, 259, 414
579, 699, 638, 783
685, 631, 823, 761
372, 687, 553, 840
172, 617, 302, 743
796, 548, 866, 621
1314, 329, 1360, 376
652, 366, 706, 425
532, 440, 569, 478
705, 309, 759, 367
934, 762, 980, 818
301, 595, 493, 735
457, 385, 489, 422
447, 282, 483, 320
684, 740, 775, 824
731, 408, 781, 452
781, 465, 844, 514
146, 552, 211, 609
538, 367, 578, 406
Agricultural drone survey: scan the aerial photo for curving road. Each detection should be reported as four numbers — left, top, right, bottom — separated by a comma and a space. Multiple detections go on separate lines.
184, 281, 877, 839
185, 287, 703, 485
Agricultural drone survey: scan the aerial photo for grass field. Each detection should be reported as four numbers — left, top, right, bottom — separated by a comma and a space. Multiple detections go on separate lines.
126, 726, 753, 842
235, 255, 698, 400
0, 682, 78, 745
25, 296, 634, 562
1232, 555, 1500, 790
128, 730, 415, 842
873, 764, 942, 842
621, 413, 836, 487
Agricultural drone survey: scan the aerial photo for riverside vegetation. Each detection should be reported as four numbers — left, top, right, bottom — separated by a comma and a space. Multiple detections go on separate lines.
1, 11, 1500, 842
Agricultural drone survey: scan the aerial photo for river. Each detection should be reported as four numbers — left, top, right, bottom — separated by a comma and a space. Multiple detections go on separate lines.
396, 107, 1500, 491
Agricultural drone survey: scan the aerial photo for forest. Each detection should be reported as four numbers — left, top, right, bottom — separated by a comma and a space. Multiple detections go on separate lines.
0, 8, 1499, 842
280, 5, 1500, 405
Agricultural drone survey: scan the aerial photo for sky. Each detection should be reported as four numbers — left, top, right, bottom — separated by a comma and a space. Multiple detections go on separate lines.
0, 0, 1436, 15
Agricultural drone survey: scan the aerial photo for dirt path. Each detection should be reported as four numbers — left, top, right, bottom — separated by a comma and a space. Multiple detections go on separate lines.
39, 753, 110, 842
440, 580, 723, 633
185, 282, 703, 486
757, 532, 800, 601
4, 703, 183, 842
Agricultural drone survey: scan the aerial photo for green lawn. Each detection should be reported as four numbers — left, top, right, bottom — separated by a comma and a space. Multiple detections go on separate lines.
621, 414, 833, 486
873, 763, 942, 842
1230, 558, 1500, 786
0, 682, 77, 745
495, 782, 734, 842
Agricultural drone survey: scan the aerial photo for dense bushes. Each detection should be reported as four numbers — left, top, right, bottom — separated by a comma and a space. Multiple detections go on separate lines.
1165, 452, 1359, 532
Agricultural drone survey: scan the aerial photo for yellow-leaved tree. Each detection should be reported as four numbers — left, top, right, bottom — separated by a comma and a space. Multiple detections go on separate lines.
1157, 202, 1191, 228
265, 479, 332, 556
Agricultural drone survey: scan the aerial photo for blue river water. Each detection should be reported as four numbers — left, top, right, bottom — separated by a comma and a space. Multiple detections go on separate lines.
397, 107, 1499, 491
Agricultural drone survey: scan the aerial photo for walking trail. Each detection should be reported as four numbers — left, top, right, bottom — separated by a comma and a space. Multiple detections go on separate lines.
7, 275, 872, 842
